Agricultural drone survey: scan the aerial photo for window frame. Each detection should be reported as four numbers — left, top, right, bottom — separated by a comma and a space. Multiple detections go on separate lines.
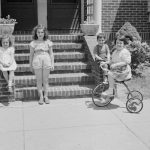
7, 0, 33, 4
49, 0, 77, 4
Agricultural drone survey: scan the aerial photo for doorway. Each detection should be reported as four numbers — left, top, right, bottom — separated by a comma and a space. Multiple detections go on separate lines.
47, 0, 81, 33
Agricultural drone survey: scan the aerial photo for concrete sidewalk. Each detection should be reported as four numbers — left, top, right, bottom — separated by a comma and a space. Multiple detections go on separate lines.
0, 97, 150, 150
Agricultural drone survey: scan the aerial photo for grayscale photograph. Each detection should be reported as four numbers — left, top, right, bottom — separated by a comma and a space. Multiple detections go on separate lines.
0, 0, 150, 150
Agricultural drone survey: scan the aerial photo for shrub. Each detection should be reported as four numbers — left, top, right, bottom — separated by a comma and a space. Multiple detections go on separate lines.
115, 22, 150, 76
116, 22, 141, 41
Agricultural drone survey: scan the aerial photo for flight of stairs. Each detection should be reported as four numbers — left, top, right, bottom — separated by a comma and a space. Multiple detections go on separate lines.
0, 34, 93, 101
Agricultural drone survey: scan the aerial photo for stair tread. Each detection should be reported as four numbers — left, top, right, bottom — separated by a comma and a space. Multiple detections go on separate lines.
15, 72, 93, 79
15, 51, 83, 56
17, 61, 88, 66
15, 84, 94, 90
14, 42, 82, 46
5, 34, 95, 100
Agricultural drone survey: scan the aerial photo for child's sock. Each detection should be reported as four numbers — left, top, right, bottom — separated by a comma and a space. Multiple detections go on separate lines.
8, 81, 13, 93
103, 76, 108, 83
8, 80, 12, 87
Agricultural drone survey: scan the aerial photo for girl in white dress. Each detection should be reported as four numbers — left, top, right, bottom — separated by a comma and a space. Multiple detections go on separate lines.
102, 36, 132, 96
29, 25, 54, 105
0, 35, 17, 92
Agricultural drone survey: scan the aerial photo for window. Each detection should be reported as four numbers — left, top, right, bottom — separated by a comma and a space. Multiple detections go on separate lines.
51, 0, 77, 3
148, 1, 150, 22
7, 0, 32, 2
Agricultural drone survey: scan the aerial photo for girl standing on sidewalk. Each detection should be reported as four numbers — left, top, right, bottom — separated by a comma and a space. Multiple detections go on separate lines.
29, 25, 54, 105
0, 34, 17, 92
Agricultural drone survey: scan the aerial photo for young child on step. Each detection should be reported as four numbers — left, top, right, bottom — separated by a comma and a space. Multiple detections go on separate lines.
93, 33, 110, 83
0, 34, 17, 92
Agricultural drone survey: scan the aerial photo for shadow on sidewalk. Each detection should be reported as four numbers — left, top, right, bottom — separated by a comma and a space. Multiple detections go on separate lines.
85, 101, 119, 110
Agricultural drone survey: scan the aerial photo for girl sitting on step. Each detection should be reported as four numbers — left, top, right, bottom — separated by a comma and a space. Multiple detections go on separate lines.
0, 34, 17, 92
29, 25, 54, 105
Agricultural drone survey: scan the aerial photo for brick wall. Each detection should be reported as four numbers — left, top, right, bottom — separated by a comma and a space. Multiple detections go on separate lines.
102, 0, 150, 41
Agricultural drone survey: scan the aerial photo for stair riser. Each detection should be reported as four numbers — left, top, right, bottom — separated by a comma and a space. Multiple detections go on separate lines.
15, 35, 83, 43
15, 89, 92, 100
15, 49, 82, 54
0, 96, 14, 102
0, 34, 95, 102
15, 77, 94, 87
15, 64, 91, 73
14, 43, 82, 51
15, 53, 86, 62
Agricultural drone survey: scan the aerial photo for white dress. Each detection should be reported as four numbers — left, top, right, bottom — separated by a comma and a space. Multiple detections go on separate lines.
109, 48, 132, 81
0, 47, 17, 71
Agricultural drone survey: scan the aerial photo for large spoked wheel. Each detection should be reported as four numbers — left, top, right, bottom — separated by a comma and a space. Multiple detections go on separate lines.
127, 90, 143, 101
92, 83, 112, 107
126, 98, 143, 113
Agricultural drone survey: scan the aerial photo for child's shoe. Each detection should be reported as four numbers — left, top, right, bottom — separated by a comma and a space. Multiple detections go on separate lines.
44, 96, 50, 104
8, 81, 14, 93
101, 88, 114, 96
103, 76, 108, 84
100, 97, 106, 103
38, 96, 44, 105
8, 86, 13, 93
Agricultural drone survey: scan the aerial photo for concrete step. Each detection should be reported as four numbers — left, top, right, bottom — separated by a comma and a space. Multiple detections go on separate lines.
15, 52, 86, 62
14, 34, 83, 43
15, 73, 94, 87
0, 34, 95, 101
15, 84, 94, 100
15, 62, 91, 73
14, 42, 83, 51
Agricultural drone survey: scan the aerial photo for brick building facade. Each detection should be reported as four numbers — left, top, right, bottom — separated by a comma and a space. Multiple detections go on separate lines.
0, 0, 150, 40
101, 0, 150, 40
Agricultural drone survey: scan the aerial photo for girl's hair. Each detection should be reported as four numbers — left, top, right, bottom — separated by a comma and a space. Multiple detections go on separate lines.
97, 33, 106, 40
114, 36, 128, 45
0, 34, 14, 47
125, 35, 133, 42
32, 24, 49, 41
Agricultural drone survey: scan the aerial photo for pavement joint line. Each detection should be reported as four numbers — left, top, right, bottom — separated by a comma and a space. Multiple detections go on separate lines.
19, 122, 124, 133
109, 108, 150, 150
21, 105, 26, 150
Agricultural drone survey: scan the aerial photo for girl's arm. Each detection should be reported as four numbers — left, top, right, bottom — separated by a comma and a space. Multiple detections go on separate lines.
111, 62, 127, 69
48, 41, 54, 70
9, 47, 15, 65
93, 46, 103, 61
95, 55, 104, 61
29, 46, 34, 68
111, 50, 131, 69
0, 58, 2, 64
106, 45, 110, 63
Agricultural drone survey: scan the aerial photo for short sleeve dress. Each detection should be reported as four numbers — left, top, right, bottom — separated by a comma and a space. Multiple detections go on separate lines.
29, 40, 53, 69
109, 48, 132, 81
0, 47, 17, 71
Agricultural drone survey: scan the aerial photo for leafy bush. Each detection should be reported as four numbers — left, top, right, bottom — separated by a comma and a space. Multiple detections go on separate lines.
115, 22, 150, 76
116, 22, 141, 41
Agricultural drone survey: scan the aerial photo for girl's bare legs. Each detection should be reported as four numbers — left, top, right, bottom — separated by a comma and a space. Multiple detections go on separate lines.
43, 68, 50, 104
102, 73, 115, 96
8, 71, 15, 92
34, 68, 44, 104
8, 71, 14, 85
2, 71, 9, 82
